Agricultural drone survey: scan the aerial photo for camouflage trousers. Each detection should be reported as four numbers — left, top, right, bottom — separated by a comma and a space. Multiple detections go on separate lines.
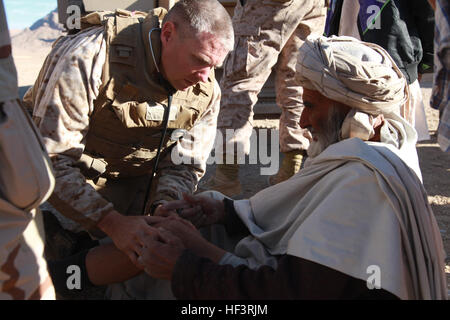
0, 100, 55, 300
0, 206, 55, 300
217, 0, 327, 156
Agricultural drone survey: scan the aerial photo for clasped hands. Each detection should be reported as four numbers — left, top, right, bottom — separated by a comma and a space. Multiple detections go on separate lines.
133, 193, 227, 280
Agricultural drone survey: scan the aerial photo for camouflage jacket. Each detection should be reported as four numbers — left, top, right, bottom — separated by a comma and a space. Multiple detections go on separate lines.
24, 26, 221, 232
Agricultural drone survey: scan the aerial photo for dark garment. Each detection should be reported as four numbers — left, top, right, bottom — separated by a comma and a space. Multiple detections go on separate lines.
326, 0, 435, 84
171, 199, 399, 300
171, 251, 399, 300
222, 197, 249, 236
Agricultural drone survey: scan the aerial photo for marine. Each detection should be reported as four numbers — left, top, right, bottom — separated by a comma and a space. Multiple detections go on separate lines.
23, 0, 234, 299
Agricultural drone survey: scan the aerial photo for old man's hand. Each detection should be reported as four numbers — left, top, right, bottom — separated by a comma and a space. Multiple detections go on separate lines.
158, 193, 226, 228
145, 215, 226, 265
136, 227, 185, 280
145, 215, 203, 249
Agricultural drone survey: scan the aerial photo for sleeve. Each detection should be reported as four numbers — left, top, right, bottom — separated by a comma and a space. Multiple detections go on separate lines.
28, 27, 114, 231
150, 80, 221, 204
171, 250, 399, 300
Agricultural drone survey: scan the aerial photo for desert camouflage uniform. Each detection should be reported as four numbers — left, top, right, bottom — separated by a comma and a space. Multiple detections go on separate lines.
217, 0, 327, 155
0, 0, 55, 300
24, 26, 221, 235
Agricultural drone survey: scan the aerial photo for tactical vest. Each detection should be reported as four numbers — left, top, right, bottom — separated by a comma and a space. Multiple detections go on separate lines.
80, 9, 215, 178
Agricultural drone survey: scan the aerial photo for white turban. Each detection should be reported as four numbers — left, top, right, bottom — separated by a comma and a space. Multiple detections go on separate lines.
296, 35, 409, 115
297, 35, 421, 178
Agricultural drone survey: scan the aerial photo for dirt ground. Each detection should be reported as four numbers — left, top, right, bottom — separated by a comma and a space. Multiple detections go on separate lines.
13, 46, 449, 296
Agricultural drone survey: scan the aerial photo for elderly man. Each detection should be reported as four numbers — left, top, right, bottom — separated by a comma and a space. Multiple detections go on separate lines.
136, 35, 447, 299
24, 0, 233, 299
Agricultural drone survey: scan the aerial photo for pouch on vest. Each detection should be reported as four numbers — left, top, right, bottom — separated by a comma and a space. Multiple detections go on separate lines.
110, 82, 188, 129
0, 101, 55, 212
75, 153, 107, 180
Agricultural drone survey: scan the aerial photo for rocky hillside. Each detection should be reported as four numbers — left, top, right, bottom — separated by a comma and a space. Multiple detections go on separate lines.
11, 9, 65, 52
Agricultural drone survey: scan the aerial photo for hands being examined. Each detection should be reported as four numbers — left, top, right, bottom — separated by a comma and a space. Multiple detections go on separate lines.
135, 193, 226, 280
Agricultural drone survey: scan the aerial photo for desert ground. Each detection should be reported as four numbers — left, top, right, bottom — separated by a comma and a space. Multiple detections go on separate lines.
10, 11, 449, 296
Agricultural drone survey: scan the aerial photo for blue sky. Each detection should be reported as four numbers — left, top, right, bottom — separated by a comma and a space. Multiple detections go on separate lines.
4, 0, 57, 30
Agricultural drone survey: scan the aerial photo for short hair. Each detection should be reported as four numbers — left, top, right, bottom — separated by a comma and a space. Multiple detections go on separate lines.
163, 0, 234, 52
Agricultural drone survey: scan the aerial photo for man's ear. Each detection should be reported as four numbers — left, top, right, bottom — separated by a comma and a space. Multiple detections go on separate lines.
160, 21, 176, 46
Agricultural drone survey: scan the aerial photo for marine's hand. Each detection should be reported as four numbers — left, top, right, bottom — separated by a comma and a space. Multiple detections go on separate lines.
159, 193, 226, 228
97, 210, 158, 267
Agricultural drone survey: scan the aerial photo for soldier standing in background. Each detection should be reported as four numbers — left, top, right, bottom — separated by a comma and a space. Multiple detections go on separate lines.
202, 0, 327, 196
0, 0, 56, 299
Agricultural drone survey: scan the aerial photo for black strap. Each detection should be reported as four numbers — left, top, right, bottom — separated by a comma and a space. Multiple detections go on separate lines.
142, 93, 173, 214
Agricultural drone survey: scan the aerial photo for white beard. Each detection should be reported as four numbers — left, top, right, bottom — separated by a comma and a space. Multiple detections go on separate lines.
306, 134, 330, 158
306, 106, 345, 159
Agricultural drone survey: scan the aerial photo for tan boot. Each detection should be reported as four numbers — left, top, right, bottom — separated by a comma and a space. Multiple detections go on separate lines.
268, 150, 305, 186
198, 163, 242, 197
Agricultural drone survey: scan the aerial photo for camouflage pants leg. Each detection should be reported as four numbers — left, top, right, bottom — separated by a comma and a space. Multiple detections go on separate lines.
0, 99, 55, 300
0, 205, 55, 300
276, 1, 327, 152
217, 0, 327, 157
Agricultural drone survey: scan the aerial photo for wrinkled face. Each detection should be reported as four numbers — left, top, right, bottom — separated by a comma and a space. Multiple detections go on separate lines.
300, 88, 350, 157
160, 21, 229, 91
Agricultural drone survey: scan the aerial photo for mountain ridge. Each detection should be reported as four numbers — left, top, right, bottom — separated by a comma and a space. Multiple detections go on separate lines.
12, 9, 65, 51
